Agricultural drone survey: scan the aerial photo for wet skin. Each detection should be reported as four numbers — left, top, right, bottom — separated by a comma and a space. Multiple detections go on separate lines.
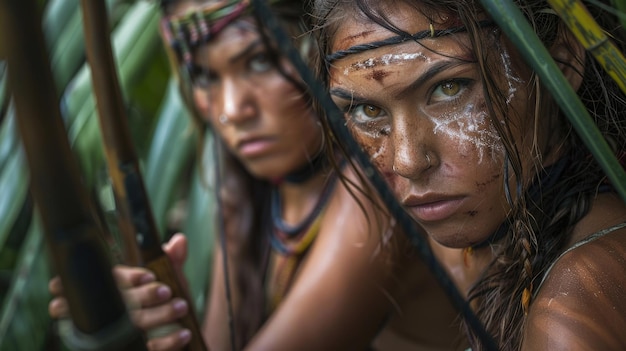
324, 4, 626, 350
327, 4, 536, 249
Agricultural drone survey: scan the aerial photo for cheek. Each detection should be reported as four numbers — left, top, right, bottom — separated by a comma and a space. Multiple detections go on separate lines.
192, 90, 213, 123
351, 129, 400, 188
350, 122, 388, 166
430, 101, 504, 164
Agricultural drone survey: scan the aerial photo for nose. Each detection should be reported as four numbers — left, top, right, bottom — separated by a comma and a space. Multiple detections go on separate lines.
221, 77, 256, 124
391, 117, 435, 180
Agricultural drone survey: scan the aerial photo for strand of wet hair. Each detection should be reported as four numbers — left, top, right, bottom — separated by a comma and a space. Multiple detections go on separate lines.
213, 138, 238, 351
325, 20, 495, 64
250, 1, 498, 349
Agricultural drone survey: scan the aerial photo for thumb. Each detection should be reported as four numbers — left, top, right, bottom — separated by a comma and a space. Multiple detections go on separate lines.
163, 233, 188, 271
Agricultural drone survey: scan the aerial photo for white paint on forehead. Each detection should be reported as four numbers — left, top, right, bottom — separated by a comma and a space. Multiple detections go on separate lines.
343, 52, 430, 75
430, 104, 503, 163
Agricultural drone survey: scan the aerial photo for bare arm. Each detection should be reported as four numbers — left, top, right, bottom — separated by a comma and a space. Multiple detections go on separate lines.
241, 168, 411, 351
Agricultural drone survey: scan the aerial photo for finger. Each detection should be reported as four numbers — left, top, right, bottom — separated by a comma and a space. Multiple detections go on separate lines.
130, 297, 188, 331
48, 276, 63, 295
146, 329, 191, 351
123, 282, 173, 309
162, 233, 188, 269
113, 265, 156, 289
48, 297, 69, 319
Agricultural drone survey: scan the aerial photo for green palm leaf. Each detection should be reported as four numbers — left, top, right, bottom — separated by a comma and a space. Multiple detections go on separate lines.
144, 78, 196, 234
183, 131, 217, 319
0, 218, 51, 351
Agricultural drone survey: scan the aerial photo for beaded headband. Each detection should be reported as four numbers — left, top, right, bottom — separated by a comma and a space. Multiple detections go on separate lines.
161, 0, 284, 73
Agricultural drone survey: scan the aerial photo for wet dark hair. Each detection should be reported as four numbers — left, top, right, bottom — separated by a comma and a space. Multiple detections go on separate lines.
159, 0, 315, 348
312, 0, 626, 349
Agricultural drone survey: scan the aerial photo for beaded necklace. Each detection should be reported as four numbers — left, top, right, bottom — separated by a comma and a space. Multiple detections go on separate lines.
265, 169, 339, 312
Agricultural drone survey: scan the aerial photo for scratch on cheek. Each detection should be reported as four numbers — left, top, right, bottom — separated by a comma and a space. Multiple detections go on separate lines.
430, 104, 503, 163
476, 173, 501, 191
344, 52, 429, 75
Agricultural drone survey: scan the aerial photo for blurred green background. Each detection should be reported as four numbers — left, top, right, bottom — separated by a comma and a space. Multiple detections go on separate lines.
3, 0, 625, 350
0, 0, 216, 349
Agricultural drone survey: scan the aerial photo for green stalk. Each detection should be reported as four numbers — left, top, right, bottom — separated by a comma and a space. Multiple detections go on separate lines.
479, 0, 626, 203
549, 0, 626, 95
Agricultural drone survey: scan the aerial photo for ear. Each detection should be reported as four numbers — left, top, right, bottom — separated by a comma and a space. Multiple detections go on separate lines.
549, 25, 586, 92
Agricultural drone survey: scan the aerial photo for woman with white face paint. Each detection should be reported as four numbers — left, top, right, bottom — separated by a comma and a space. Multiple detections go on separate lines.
314, 0, 626, 350
49, 1, 470, 350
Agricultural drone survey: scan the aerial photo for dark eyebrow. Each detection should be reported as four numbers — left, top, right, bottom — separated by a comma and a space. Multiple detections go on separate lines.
329, 88, 367, 104
396, 59, 466, 99
229, 39, 263, 64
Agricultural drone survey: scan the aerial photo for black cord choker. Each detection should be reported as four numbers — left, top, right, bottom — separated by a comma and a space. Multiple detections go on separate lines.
270, 171, 338, 252
281, 150, 328, 184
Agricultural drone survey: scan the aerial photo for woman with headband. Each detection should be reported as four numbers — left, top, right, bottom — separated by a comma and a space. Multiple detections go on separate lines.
50, 0, 467, 350
313, 0, 626, 349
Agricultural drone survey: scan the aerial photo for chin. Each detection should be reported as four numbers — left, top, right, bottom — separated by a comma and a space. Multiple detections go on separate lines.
422, 224, 493, 249
430, 236, 473, 249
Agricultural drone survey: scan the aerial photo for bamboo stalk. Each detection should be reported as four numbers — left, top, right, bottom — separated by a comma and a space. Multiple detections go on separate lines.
549, 0, 626, 95
0, 0, 147, 349
79, 0, 208, 349
479, 0, 626, 203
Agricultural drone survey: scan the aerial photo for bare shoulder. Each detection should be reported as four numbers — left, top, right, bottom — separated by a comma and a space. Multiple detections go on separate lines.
523, 225, 626, 350
247, 164, 411, 350
321, 162, 394, 243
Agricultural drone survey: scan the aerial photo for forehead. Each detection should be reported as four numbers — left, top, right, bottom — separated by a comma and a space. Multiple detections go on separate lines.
331, 3, 430, 52
168, 1, 205, 15
193, 21, 259, 62
168, 0, 226, 15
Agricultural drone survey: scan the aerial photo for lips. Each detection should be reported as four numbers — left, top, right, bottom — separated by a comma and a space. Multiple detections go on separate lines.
237, 136, 276, 158
402, 194, 465, 222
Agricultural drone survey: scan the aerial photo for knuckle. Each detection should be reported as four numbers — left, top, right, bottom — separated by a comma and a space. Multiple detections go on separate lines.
146, 332, 186, 351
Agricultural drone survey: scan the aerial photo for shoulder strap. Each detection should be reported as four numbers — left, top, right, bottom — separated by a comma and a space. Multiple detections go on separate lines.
534, 221, 626, 297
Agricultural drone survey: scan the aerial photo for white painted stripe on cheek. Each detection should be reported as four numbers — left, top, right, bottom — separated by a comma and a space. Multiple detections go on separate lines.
430, 104, 503, 163
500, 49, 524, 104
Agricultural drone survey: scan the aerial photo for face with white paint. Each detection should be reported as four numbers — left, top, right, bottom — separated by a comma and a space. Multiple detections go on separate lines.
328, 3, 534, 248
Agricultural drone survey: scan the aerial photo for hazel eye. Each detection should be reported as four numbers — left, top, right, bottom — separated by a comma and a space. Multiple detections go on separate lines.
363, 104, 382, 118
430, 78, 472, 104
350, 103, 386, 123
440, 81, 461, 96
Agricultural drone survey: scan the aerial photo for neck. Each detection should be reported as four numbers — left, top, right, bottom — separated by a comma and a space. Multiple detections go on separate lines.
272, 149, 328, 185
